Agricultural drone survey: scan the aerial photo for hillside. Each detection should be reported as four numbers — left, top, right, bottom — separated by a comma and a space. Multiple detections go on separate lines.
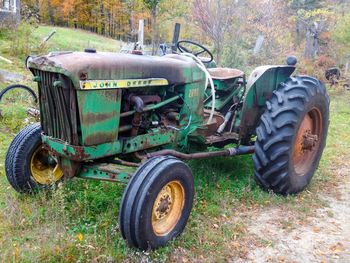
0, 25, 123, 86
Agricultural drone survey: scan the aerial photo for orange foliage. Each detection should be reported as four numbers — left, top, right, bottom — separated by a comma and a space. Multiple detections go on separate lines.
21, 0, 153, 41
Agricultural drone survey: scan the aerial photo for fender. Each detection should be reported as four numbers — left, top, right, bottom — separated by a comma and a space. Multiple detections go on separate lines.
239, 65, 295, 140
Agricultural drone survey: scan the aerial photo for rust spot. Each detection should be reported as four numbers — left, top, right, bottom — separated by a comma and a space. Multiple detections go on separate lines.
84, 132, 116, 146
73, 146, 91, 160
239, 107, 262, 139
179, 113, 188, 123
139, 95, 161, 104
48, 145, 91, 161
100, 90, 120, 102
196, 109, 225, 137
59, 158, 80, 178
80, 72, 88, 81
208, 68, 244, 80
302, 132, 318, 151
83, 112, 115, 123
141, 138, 152, 149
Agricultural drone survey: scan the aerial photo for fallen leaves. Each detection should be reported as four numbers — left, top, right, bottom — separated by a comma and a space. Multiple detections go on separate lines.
329, 242, 344, 254
312, 227, 321, 233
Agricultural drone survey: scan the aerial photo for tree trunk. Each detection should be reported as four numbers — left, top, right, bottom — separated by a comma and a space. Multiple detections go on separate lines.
151, 8, 158, 55
304, 22, 319, 59
35, 0, 40, 23
47, 0, 54, 25
101, 1, 105, 35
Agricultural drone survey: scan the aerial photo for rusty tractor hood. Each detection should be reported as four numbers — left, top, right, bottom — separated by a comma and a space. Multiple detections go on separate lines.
28, 51, 205, 87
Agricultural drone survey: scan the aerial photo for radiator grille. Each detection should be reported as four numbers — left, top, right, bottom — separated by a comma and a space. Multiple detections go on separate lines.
34, 70, 79, 144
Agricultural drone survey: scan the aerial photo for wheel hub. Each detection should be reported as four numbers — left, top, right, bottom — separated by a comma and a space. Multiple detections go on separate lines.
293, 108, 323, 176
30, 146, 64, 185
152, 181, 185, 236
301, 131, 318, 151
156, 193, 172, 219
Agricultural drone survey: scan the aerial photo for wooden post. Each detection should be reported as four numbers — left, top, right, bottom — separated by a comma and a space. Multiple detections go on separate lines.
41, 30, 56, 46
138, 19, 144, 50
253, 35, 265, 56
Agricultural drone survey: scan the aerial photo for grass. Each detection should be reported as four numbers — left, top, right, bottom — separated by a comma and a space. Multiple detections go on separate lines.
0, 90, 349, 261
31, 25, 123, 53
1, 24, 350, 261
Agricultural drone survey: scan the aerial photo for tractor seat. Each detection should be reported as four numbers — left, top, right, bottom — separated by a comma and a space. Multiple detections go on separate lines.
208, 68, 244, 80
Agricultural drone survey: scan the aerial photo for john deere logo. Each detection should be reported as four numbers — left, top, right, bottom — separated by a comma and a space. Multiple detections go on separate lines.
80, 79, 168, 90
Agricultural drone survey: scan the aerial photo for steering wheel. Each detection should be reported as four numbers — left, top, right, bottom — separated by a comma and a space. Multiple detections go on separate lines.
176, 40, 214, 63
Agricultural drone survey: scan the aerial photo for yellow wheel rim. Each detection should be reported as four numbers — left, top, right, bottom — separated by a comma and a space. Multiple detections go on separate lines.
152, 180, 185, 236
30, 146, 63, 185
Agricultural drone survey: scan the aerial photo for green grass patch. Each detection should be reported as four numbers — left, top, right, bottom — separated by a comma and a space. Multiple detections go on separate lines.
31, 25, 123, 53
1, 91, 349, 261
1, 23, 350, 260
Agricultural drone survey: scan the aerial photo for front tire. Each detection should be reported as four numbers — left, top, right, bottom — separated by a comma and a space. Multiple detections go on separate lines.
253, 76, 330, 195
5, 123, 64, 193
119, 156, 194, 250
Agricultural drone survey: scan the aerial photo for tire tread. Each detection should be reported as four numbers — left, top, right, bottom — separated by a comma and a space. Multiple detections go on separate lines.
253, 76, 329, 195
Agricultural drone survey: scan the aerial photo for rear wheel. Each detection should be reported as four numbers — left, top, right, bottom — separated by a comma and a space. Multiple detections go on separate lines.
5, 123, 64, 193
253, 76, 329, 195
119, 156, 194, 250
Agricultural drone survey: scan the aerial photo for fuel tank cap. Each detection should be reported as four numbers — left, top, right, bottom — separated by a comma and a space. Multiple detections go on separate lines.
287, 56, 297, 66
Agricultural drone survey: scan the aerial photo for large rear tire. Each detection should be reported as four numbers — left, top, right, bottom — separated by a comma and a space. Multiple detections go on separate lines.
253, 76, 329, 195
119, 156, 194, 250
5, 123, 64, 194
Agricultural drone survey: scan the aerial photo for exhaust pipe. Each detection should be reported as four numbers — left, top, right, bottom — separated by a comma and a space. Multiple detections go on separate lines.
146, 146, 255, 160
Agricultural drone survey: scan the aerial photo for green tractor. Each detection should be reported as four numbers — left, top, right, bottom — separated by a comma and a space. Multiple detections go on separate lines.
5, 40, 329, 250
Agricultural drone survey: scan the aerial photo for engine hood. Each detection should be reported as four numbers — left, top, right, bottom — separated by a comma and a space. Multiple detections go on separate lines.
28, 51, 204, 87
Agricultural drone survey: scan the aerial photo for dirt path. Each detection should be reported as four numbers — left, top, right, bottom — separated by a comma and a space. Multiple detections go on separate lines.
243, 166, 350, 263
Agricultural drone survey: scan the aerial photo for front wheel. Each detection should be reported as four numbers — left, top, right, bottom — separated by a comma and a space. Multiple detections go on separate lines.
5, 123, 64, 193
119, 156, 194, 250
253, 76, 330, 195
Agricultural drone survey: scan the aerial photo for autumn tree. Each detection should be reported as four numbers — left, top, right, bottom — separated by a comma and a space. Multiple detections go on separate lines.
157, 0, 191, 43
192, 0, 239, 65
288, 0, 334, 59
290, 0, 323, 45
18, 0, 348, 77
243, 0, 294, 64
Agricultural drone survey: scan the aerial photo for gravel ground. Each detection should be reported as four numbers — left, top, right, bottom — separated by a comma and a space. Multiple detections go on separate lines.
244, 165, 350, 263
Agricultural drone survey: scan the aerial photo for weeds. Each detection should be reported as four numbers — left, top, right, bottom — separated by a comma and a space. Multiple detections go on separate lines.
0, 103, 29, 132
0, 90, 349, 261
0, 93, 350, 262
0, 26, 349, 261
